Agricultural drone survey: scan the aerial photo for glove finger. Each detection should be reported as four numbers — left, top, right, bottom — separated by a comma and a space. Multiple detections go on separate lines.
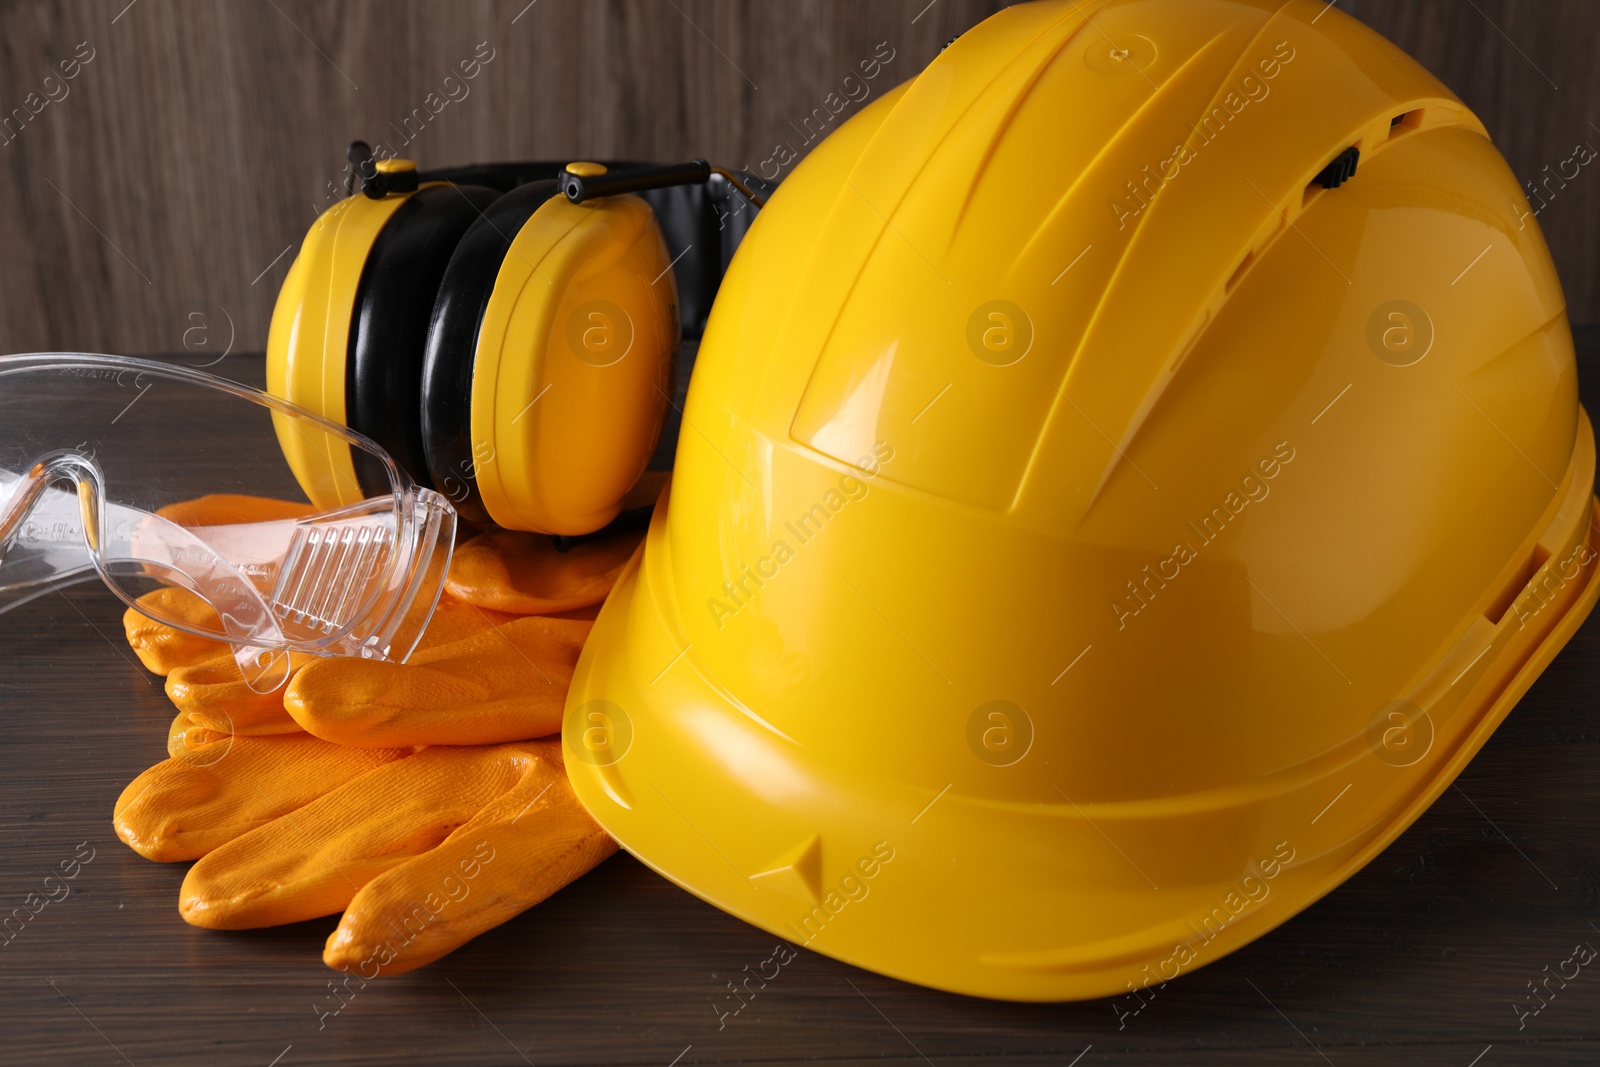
323, 739, 614, 975
165, 652, 312, 735
444, 526, 644, 614
152, 596, 507, 725
415, 593, 520, 649
124, 589, 229, 676
155, 494, 316, 525
115, 734, 411, 863
168, 709, 234, 758
166, 709, 306, 758
126, 556, 509, 682
125, 497, 314, 673
285, 614, 591, 747
178, 743, 544, 929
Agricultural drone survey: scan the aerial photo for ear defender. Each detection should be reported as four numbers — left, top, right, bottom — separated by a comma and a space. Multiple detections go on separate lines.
267, 157, 696, 535
423, 164, 679, 535
268, 159, 438, 510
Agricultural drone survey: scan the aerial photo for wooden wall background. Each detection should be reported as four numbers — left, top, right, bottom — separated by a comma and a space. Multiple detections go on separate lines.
0, 0, 1595, 357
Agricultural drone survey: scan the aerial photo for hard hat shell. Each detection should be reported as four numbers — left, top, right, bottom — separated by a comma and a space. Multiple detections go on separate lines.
564, 0, 1600, 1001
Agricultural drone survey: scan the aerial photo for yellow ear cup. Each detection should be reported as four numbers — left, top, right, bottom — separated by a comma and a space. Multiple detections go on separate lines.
469, 193, 678, 535
267, 189, 414, 508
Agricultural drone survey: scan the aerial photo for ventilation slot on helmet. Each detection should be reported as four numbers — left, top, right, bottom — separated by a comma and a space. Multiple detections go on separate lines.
1388, 110, 1423, 140
1226, 209, 1288, 294
1485, 544, 1551, 625
1226, 250, 1258, 293
1310, 146, 1361, 192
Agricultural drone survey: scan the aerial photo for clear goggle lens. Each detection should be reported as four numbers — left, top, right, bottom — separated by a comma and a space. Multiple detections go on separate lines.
0, 355, 456, 691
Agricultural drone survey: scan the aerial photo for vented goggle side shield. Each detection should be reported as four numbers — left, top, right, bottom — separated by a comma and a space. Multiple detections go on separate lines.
0, 354, 455, 691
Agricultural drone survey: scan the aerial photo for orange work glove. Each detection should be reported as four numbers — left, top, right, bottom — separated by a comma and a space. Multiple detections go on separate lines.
125, 732, 609, 975
114, 497, 641, 975
124, 496, 640, 750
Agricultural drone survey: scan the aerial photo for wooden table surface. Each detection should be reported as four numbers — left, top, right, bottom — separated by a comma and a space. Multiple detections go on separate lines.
3, 337, 1598, 1067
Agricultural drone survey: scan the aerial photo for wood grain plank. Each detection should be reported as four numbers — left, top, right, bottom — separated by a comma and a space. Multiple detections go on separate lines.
0, 0, 1007, 355
39, 0, 1600, 354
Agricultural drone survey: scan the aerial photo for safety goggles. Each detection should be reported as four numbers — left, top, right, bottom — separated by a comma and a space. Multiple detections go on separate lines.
0, 354, 455, 691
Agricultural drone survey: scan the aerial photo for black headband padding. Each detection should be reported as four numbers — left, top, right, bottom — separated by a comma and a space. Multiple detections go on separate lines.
415, 161, 771, 336
346, 183, 501, 496
419, 179, 560, 524
634, 174, 769, 338
634, 183, 721, 339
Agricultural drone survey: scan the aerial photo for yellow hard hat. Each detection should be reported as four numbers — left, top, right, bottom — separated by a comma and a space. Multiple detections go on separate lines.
564, 0, 1600, 1001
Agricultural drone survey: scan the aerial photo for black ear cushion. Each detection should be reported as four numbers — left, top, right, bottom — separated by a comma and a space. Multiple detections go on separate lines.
346, 183, 502, 496
420, 179, 560, 523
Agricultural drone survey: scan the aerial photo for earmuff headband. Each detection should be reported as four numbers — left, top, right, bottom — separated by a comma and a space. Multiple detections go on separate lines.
271, 145, 773, 532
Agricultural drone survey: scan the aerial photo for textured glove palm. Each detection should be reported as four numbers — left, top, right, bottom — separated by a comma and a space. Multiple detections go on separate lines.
114, 497, 642, 975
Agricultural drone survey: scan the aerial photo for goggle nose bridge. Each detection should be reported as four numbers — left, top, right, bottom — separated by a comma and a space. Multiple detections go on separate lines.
0, 449, 107, 560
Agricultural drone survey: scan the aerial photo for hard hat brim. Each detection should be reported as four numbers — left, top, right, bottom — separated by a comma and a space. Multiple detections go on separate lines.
565, 433, 1600, 1000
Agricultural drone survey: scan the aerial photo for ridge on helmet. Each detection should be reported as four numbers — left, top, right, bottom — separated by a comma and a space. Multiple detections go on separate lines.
564, 0, 1600, 1001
